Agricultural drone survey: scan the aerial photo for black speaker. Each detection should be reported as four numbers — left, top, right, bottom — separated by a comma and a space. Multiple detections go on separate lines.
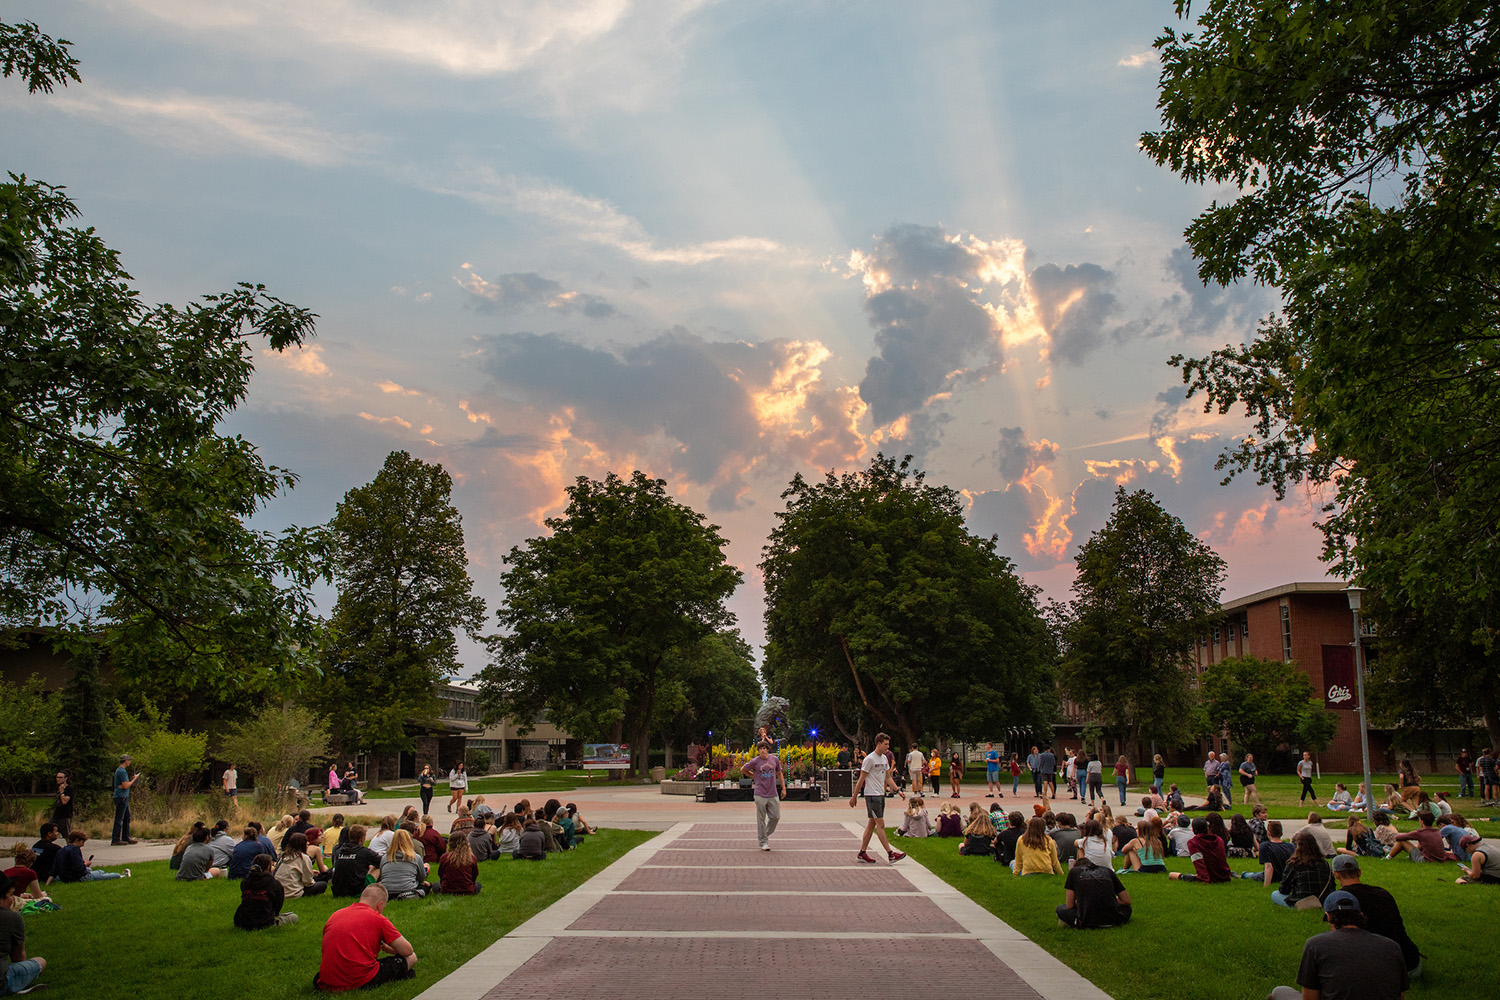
826, 769, 854, 797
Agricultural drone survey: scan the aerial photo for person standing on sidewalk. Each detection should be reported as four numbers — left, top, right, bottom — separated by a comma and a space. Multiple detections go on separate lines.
418, 765, 436, 816
906, 745, 926, 797
111, 753, 140, 845
446, 762, 467, 813
850, 733, 905, 864
984, 742, 1002, 798
740, 742, 786, 851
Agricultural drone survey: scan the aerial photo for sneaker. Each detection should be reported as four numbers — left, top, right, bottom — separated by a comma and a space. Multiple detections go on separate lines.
985, 794, 994, 798
888, 850, 906, 863
284, 913, 300, 925
760, 843, 770, 851
123, 869, 131, 878
856, 851, 878, 864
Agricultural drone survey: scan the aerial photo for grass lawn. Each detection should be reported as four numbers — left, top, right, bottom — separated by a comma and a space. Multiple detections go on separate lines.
897, 833, 1491, 1000
363, 769, 612, 799
25, 828, 656, 1000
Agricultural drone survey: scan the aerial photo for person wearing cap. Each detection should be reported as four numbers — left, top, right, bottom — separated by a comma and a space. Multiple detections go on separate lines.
1269, 890, 1408, 1000
1331, 854, 1421, 977
1455, 834, 1500, 885
111, 752, 141, 845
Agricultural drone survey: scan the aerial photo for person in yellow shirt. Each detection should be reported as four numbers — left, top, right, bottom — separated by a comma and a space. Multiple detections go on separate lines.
1013, 817, 1065, 876
928, 750, 942, 796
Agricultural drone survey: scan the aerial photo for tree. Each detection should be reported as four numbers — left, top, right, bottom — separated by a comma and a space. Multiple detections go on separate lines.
218, 702, 332, 802
1143, 2, 1500, 747
760, 454, 1056, 753
1200, 654, 1338, 764
0, 675, 57, 817
51, 641, 112, 809
656, 631, 762, 758
313, 451, 485, 774
480, 471, 742, 775
1059, 487, 1225, 751
1, 18, 328, 685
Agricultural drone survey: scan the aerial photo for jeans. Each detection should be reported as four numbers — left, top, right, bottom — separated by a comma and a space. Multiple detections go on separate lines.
82, 870, 124, 881
1270, 890, 1294, 907
1459, 773, 1474, 797
1116, 777, 1127, 805
112, 796, 132, 842
5, 958, 43, 994
1300, 777, 1316, 801
754, 795, 781, 847
1012, 775, 1019, 794
420, 788, 433, 815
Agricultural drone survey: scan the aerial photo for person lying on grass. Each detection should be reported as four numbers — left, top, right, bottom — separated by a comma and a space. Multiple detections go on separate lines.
235, 854, 297, 930
1166, 818, 1230, 883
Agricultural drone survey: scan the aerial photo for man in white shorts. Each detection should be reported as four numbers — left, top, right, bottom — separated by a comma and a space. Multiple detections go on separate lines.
905, 744, 926, 796
850, 733, 905, 865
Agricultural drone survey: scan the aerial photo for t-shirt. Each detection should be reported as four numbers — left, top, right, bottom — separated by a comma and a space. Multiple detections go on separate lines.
229, 839, 263, 878
1050, 828, 1081, 867
331, 844, 382, 896
368, 830, 396, 857
0, 906, 25, 984
1299, 759, 1314, 779
1393, 826, 1447, 862
1344, 883, 1419, 970
1305, 823, 1336, 857
1295, 927, 1409, 1000
438, 852, 478, 893
3, 866, 37, 892
1168, 825, 1194, 857
1038, 751, 1056, 775
1239, 760, 1258, 781
1474, 839, 1500, 880
1086, 759, 1102, 777
380, 857, 427, 896
985, 749, 1000, 768
1186, 834, 1231, 882
177, 842, 216, 880
1257, 840, 1294, 882
860, 751, 889, 796
745, 755, 783, 798
113, 764, 130, 799
208, 831, 236, 868
52, 784, 74, 821
223, 768, 237, 792
905, 750, 925, 772
1479, 754, 1497, 777
993, 826, 1024, 865
317, 902, 403, 992
1063, 862, 1129, 927
30, 839, 59, 882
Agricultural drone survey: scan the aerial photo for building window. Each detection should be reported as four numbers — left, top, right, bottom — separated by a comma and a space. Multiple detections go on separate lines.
1212, 625, 1221, 644
1227, 623, 1236, 641
1199, 635, 1207, 647
1280, 603, 1292, 662
1241, 616, 1249, 638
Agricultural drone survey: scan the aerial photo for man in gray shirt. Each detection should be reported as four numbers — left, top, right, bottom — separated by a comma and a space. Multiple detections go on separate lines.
1037, 748, 1057, 799
1269, 891, 1408, 1000
740, 742, 786, 851
1049, 812, 1081, 868
176, 827, 223, 881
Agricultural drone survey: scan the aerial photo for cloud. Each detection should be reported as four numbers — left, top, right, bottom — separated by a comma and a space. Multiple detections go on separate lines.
35, 87, 373, 166
1149, 384, 1190, 436
1027, 262, 1119, 366
993, 426, 1059, 486
1162, 245, 1264, 337
465, 426, 546, 451
456, 266, 618, 318
261, 344, 331, 376
1118, 50, 1158, 68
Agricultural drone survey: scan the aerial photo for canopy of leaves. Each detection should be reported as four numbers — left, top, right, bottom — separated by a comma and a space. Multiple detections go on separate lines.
1059, 487, 1225, 749
480, 471, 742, 774
656, 631, 763, 751
1199, 654, 1339, 763
1, 20, 328, 692
217, 702, 332, 795
314, 451, 485, 758
0, 674, 57, 812
760, 454, 1056, 752
1143, 1, 1500, 746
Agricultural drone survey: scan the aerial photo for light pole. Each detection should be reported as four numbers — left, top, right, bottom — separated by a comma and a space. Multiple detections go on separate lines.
1344, 586, 1376, 825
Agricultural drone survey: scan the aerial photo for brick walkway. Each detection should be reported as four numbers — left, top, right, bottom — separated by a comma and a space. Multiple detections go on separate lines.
414, 821, 1111, 1000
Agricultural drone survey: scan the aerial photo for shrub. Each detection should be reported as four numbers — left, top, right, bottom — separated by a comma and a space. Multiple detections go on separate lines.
465, 748, 491, 775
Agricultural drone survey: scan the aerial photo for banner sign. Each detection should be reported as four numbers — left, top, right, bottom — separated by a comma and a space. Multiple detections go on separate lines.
582, 743, 630, 769
1321, 645, 1358, 711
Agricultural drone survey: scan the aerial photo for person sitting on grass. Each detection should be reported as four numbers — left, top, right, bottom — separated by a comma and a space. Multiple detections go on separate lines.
553, 802, 577, 849
418, 816, 445, 861
327, 814, 348, 848
1187, 785, 1228, 813
565, 802, 594, 837
1012, 817, 1064, 876
1167, 818, 1230, 883
495, 813, 523, 854
1075, 819, 1113, 869
3, 850, 49, 905
368, 816, 398, 857
1351, 782, 1369, 812
330, 825, 381, 897
959, 808, 995, 856
1109, 813, 1136, 856
235, 854, 297, 930
466, 819, 497, 863
1438, 814, 1479, 861
281, 810, 315, 851
896, 796, 932, 838
53, 831, 127, 882
1455, 835, 1500, 885
228, 826, 265, 879
437, 833, 480, 895
1055, 858, 1132, 929
170, 821, 208, 871
1271, 830, 1335, 908
513, 820, 547, 861
1326, 783, 1354, 812
992, 811, 1025, 866
207, 819, 237, 870
1267, 892, 1408, 1000
379, 831, 430, 899
1246, 803, 1269, 847
449, 805, 474, 834
1389, 810, 1452, 862
935, 802, 963, 838
470, 797, 494, 827
1226, 813, 1257, 858
313, 884, 416, 993
1303, 812, 1337, 857
1049, 812, 1081, 868
276, 832, 328, 898
1240, 819, 1293, 884
1118, 818, 1167, 874
1166, 814, 1193, 858
1164, 783, 1185, 811
0, 873, 46, 993
1330, 855, 1421, 978
1380, 783, 1405, 812
1339, 816, 1387, 859
177, 827, 224, 881
30, 825, 61, 885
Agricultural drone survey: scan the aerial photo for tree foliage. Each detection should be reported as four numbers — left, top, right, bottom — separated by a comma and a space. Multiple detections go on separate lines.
0, 675, 57, 815
1, 18, 328, 688
761, 454, 1056, 752
217, 702, 332, 799
51, 640, 112, 808
656, 630, 762, 751
313, 451, 485, 764
481, 471, 742, 774
1059, 487, 1225, 750
1144, 1, 1500, 746
1199, 654, 1339, 764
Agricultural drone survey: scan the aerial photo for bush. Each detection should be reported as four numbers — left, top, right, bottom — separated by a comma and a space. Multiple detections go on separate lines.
465, 748, 491, 776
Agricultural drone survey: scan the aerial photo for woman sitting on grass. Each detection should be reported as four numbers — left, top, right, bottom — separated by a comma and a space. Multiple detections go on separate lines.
169, 821, 208, 871
1226, 814, 1257, 858
1013, 817, 1063, 876
1339, 816, 1386, 859
513, 820, 547, 860
1372, 810, 1400, 851
1381, 783, 1406, 812
959, 808, 996, 856
935, 802, 963, 837
1325, 783, 1353, 811
897, 796, 932, 838
327, 814, 347, 848
274, 832, 327, 898
437, 832, 480, 895
1118, 818, 1167, 873
379, 830, 431, 899
565, 802, 594, 836
1076, 818, 1113, 869
495, 813, 523, 853
1270, 830, 1333, 908
235, 855, 296, 930
450, 805, 474, 834
418, 815, 445, 861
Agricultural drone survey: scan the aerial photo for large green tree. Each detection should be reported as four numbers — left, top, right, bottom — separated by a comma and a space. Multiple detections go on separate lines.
480, 471, 742, 774
1144, 1, 1500, 747
655, 630, 762, 760
761, 454, 1056, 752
1199, 654, 1338, 764
1, 19, 326, 687
314, 451, 485, 773
1059, 487, 1225, 751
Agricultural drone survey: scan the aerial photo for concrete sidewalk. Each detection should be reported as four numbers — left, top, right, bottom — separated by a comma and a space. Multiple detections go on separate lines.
411, 819, 1110, 1000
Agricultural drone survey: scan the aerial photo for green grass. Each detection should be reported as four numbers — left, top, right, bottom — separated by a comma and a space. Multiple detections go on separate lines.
26, 828, 655, 1000
897, 832, 1491, 1000
363, 769, 613, 799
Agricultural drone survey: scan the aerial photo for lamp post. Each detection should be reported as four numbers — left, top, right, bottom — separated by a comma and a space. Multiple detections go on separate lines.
1344, 586, 1376, 825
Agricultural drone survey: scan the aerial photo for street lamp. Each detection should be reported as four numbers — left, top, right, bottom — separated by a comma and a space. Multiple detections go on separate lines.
1344, 586, 1376, 825
808, 727, 819, 797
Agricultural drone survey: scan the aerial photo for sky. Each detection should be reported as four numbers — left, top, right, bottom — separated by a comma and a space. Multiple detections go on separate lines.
5, 1, 1337, 677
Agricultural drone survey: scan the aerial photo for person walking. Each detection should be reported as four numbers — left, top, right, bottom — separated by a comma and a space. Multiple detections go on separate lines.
1086, 754, 1103, 804
1298, 751, 1318, 803
984, 742, 1002, 798
1010, 753, 1022, 796
741, 742, 786, 851
1238, 752, 1262, 805
222, 762, 239, 807
447, 762, 467, 813
849, 733, 905, 865
1113, 756, 1130, 806
110, 753, 140, 845
418, 765, 436, 816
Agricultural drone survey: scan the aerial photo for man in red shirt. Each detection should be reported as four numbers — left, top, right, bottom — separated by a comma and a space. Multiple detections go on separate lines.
314, 885, 417, 991
1167, 817, 1232, 883
1389, 810, 1452, 863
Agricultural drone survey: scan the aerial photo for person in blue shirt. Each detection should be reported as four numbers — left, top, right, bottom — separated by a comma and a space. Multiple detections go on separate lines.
228, 827, 265, 879
985, 742, 1003, 798
54, 832, 127, 882
111, 753, 140, 845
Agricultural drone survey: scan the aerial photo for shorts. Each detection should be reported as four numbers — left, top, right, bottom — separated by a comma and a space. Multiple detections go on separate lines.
864, 794, 886, 819
987, 767, 1000, 780
6, 958, 43, 994
1240, 777, 1254, 786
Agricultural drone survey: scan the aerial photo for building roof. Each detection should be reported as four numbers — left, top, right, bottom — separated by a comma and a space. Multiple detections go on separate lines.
1220, 580, 1350, 614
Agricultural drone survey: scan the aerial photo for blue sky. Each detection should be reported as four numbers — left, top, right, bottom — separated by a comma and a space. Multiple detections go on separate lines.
6, 1, 1336, 675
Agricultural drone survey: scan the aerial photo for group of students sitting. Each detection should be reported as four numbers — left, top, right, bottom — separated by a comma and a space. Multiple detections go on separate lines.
152, 796, 594, 930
